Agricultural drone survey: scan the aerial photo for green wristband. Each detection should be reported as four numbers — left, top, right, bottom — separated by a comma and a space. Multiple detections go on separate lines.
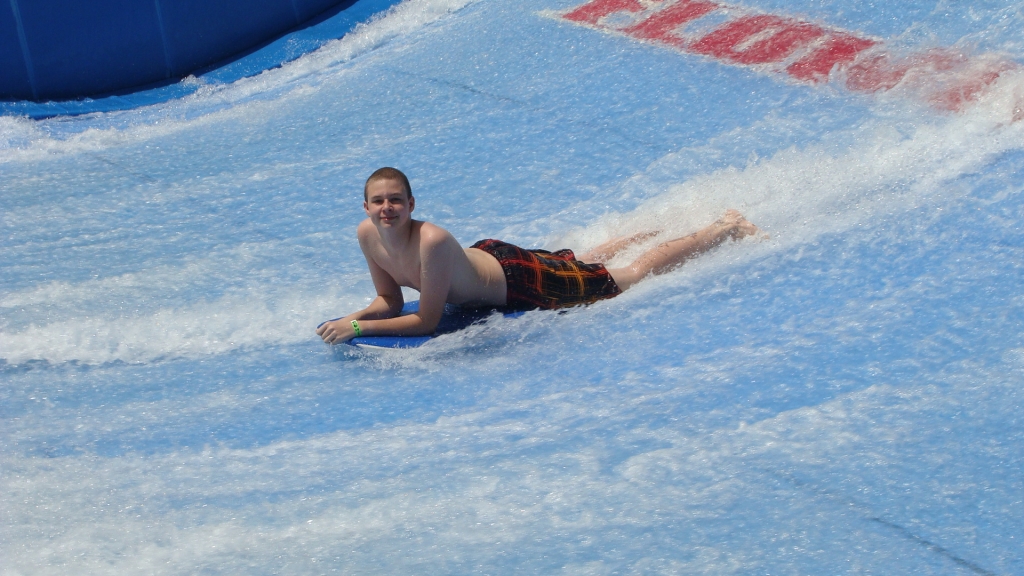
351, 320, 362, 337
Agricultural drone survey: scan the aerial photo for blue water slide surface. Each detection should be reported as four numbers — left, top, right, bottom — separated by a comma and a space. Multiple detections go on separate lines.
4, 0, 1024, 572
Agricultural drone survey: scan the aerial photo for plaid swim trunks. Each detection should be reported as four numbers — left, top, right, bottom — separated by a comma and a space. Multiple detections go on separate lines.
471, 239, 622, 310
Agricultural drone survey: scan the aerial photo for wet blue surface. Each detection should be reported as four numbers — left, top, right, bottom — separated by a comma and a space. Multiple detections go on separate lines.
2, 0, 1023, 572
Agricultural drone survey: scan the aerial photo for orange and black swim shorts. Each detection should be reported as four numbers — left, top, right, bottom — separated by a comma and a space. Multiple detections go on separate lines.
471, 239, 622, 310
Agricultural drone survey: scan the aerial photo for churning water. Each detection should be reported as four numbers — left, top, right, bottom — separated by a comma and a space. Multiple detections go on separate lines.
2, 0, 1024, 572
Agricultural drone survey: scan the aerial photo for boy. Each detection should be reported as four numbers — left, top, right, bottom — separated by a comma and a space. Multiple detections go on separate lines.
316, 167, 760, 344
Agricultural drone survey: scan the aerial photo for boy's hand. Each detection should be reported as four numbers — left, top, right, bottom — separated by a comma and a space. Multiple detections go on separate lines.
316, 319, 356, 344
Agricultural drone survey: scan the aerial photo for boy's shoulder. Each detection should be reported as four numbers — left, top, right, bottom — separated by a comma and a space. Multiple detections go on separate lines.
356, 217, 378, 246
417, 220, 456, 244
356, 218, 455, 248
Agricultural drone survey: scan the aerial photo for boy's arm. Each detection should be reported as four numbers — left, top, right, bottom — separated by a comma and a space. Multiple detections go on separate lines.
317, 226, 454, 344
316, 221, 406, 343
316, 253, 405, 343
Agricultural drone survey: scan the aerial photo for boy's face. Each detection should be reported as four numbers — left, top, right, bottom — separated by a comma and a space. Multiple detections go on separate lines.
364, 178, 414, 229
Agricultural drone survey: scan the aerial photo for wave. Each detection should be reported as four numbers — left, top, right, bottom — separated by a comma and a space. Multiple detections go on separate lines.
0, 286, 364, 366
6, 71, 1022, 368
4, 3, 1023, 368
0, 240, 372, 366
558, 68, 1024, 267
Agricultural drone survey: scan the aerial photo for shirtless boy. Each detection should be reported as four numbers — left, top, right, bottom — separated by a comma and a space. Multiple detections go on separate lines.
316, 167, 761, 344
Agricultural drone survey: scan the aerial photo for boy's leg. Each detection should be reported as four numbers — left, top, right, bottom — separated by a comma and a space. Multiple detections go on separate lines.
606, 210, 760, 290
578, 231, 660, 263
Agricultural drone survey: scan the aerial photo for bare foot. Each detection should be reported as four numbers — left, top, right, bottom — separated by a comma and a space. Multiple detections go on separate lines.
717, 209, 765, 240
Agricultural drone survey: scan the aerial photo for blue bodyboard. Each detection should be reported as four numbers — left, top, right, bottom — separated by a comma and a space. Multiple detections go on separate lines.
319, 301, 524, 349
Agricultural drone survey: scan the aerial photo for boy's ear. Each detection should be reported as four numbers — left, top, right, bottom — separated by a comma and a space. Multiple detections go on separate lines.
409, 196, 415, 212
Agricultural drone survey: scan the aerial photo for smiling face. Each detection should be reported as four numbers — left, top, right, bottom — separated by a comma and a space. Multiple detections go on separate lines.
364, 177, 415, 230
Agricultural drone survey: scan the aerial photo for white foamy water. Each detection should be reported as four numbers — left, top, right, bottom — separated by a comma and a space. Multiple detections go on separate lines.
2, 0, 1023, 573
561, 69, 1024, 264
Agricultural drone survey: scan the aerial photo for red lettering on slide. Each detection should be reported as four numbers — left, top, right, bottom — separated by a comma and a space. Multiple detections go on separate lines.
931, 67, 1006, 111
689, 15, 825, 65
622, 0, 719, 47
786, 33, 876, 82
558, 0, 1016, 112
562, 0, 644, 25
844, 54, 910, 92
